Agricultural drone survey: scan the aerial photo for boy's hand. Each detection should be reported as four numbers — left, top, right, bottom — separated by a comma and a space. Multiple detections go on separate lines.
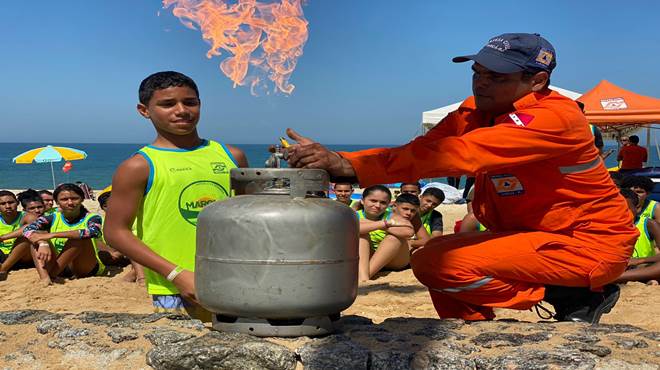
27, 232, 51, 244
172, 270, 198, 305
35, 243, 52, 268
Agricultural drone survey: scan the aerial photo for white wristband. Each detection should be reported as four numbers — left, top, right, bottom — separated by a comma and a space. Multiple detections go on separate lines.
166, 266, 184, 282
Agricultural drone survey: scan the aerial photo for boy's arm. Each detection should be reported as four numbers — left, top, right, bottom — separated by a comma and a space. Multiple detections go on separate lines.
104, 155, 197, 303
409, 214, 430, 248
225, 144, 249, 167
616, 261, 660, 283
0, 213, 36, 241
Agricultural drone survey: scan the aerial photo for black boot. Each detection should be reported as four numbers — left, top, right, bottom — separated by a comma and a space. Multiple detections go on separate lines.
543, 284, 620, 324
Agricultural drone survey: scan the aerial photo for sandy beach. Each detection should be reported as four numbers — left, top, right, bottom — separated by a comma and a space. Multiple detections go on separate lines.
1, 198, 660, 368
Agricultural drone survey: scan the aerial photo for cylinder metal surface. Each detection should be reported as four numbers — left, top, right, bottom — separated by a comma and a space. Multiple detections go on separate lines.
196, 169, 359, 321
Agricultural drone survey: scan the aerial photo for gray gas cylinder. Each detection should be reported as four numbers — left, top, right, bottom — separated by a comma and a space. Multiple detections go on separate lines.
196, 168, 358, 337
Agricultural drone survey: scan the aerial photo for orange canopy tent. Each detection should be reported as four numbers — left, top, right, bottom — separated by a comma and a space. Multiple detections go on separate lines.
577, 80, 660, 136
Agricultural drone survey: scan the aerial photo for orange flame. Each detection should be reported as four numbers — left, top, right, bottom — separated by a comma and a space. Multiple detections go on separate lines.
163, 0, 308, 95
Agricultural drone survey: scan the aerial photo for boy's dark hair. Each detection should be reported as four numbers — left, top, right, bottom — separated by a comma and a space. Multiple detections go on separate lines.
333, 182, 353, 188
362, 185, 392, 200
98, 192, 111, 208
400, 182, 421, 190
421, 187, 446, 203
17, 189, 43, 208
38, 190, 53, 196
629, 135, 640, 144
395, 193, 420, 206
621, 175, 654, 193
0, 190, 16, 199
139, 71, 199, 105
609, 171, 625, 188
620, 188, 639, 208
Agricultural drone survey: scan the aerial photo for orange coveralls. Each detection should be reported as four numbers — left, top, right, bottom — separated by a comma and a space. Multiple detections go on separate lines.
340, 90, 638, 320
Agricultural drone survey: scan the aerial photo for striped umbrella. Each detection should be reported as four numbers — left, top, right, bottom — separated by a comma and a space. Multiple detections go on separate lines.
12, 145, 88, 189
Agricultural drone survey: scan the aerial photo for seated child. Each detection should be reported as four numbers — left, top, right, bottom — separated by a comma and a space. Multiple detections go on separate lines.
615, 188, 660, 284
23, 183, 106, 286
622, 175, 659, 222
356, 185, 415, 281
0, 190, 46, 278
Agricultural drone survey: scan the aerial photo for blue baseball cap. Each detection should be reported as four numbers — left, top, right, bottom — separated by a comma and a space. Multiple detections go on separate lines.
453, 33, 557, 74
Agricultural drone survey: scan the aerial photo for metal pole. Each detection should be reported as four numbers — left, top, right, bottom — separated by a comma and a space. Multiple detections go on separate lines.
647, 125, 652, 167
50, 161, 56, 190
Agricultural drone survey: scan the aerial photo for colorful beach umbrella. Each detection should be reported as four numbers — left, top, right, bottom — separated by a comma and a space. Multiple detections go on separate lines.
12, 145, 88, 189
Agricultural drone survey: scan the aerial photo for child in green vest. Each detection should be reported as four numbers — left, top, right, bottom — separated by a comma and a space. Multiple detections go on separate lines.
622, 175, 659, 223
104, 71, 248, 319
0, 189, 46, 280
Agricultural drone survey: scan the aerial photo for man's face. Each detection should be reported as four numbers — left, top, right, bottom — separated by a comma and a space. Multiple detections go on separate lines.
620, 137, 629, 146
333, 184, 353, 204
630, 186, 648, 206
0, 196, 18, 217
40, 193, 54, 210
393, 202, 418, 220
472, 63, 536, 115
420, 194, 441, 214
400, 185, 420, 197
138, 86, 201, 136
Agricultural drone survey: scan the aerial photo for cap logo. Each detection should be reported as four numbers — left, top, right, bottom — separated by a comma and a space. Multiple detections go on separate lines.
485, 37, 510, 52
600, 97, 628, 110
535, 48, 553, 66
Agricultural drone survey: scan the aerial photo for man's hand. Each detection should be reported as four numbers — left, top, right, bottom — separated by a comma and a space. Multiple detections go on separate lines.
285, 128, 357, 178
172, 270, 198, 305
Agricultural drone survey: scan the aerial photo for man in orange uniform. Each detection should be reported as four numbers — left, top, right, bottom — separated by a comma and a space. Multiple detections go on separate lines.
286, 33, 637, 324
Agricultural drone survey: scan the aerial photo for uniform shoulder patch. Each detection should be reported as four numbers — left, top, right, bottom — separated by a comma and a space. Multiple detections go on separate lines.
505, 112, 535, 127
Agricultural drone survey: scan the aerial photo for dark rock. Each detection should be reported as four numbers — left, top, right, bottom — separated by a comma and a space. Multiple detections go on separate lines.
475, 348, 595, 370
562, 342, 611, 357
610, 335, 649, 350
411, 343, 475, 370
383, 317, 463, 330
338, 315, 373, 327
296, 334, 369, 370
585, 323, 644, 334
167, 318, 205, 331
144, 329, 196, 346
48, 338, 76, 349
471, 332, 551, 348
440, 340, 480, 355
57, 328, 91, 339
412, 325, 465, 341
638, 331, 660, 341
0, 310, 63, 325
107, 329, 139, 343
147, 331, 296, 370
76, 311, 173, 327
372, 350, 414, 370
563, 333, 601, 344
36, 319, 71, 334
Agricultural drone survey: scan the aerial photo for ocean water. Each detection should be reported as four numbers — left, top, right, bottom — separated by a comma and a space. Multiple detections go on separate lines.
0, 143, 386, 190
0, 142, 656, 190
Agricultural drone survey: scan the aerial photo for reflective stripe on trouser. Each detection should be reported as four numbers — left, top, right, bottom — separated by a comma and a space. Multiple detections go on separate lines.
410, 230, 632, 321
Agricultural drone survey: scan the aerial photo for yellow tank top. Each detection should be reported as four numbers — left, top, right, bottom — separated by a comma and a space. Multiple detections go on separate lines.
633, 216, 656, 258
136, 140, 237, 295
0, 211, 24, 254
357, 209, 391, 250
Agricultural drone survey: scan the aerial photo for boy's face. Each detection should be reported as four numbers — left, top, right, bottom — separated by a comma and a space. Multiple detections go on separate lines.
630, 186, 648, 206
419, 194, 441, 214
333, 184, 353, 203
25, 201, 45, 216
393, 202, 418, 220
0, 196, 18, 217
40, 193, 54, 210
137, 86, 201, 136
400, 185, 420, 197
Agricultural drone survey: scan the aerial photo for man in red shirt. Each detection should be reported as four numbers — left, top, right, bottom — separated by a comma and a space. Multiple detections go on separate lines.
286, 33, 637, 324
617, 135, 647, 172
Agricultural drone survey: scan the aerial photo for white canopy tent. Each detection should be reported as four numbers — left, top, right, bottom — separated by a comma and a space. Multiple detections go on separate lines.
421, 85, 582, 133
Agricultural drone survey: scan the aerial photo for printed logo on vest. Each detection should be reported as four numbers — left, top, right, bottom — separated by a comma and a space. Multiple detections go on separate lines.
210, 162, 228, 174
178, 180, 228, 226
490, 174, 524, 197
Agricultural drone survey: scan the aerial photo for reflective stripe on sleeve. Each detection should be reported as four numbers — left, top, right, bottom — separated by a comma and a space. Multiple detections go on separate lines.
430, 276, 494, 294
558, 157, 601, 175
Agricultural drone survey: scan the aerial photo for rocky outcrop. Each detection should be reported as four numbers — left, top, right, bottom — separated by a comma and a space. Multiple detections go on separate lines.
2, 310, 660, 369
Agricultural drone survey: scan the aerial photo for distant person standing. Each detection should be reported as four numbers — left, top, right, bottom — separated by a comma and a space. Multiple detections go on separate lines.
617, 135, 647, 173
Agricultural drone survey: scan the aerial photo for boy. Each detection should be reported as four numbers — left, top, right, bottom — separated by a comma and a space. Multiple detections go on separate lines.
621, 175, 658, 222
418, 187, 445, 238
332, 182, 355, 207
104, 71, 248, 318
0, 191, 25, 280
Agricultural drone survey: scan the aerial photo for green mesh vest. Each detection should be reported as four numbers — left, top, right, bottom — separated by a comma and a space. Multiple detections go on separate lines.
633, 216, 656, 259
0, 211, 24, 254
357, 208, 392, 250
136, 140, 237, 295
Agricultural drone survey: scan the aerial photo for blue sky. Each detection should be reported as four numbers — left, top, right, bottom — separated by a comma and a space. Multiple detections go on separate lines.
2, 1, 659, 145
